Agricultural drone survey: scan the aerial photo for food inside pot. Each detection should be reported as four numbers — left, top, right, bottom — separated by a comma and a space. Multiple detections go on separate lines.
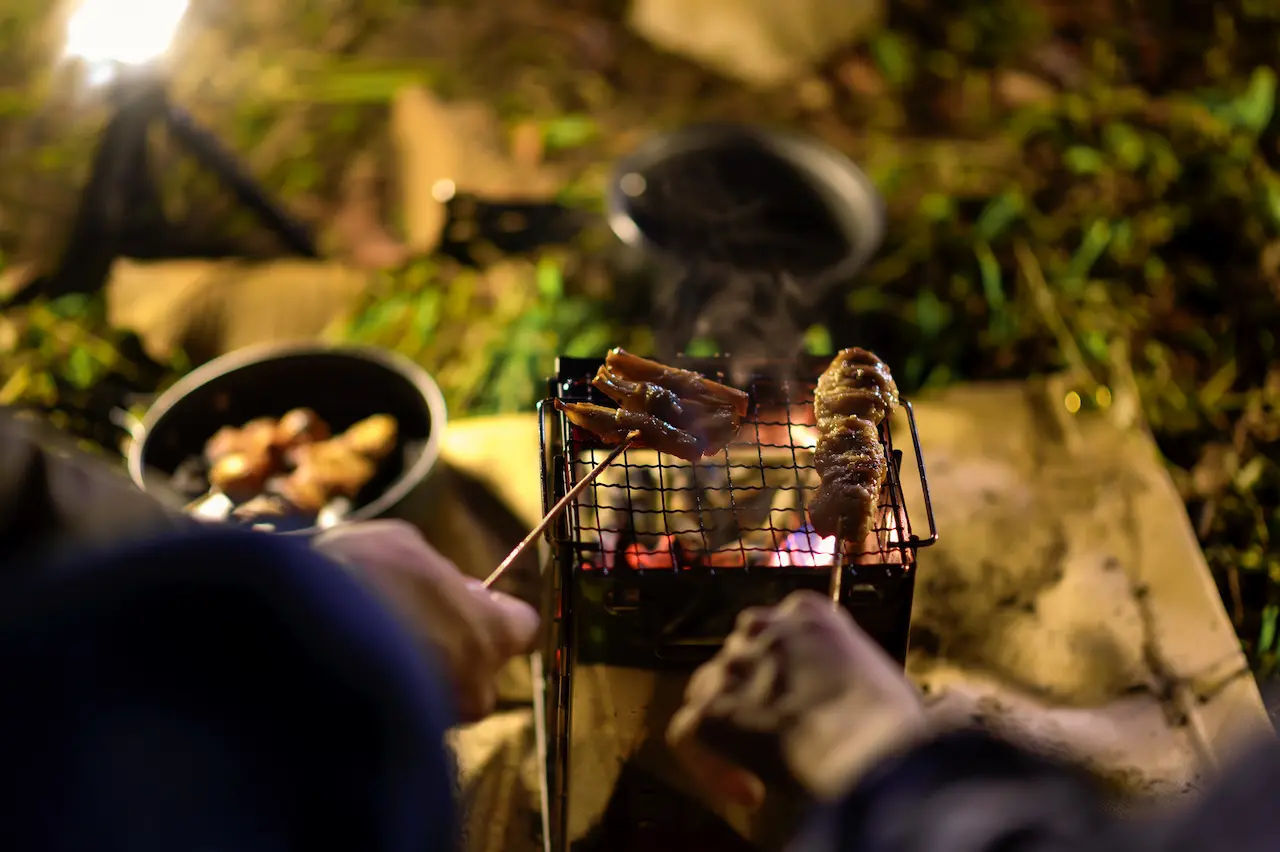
175, 408, 398, 531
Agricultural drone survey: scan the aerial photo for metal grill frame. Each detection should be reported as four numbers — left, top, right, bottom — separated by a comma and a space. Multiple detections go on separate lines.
533, 354, 937, 852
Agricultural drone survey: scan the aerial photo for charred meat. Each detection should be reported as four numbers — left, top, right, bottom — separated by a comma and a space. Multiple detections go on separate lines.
591, 363, 744, 454
808, 348, 899, 544
604, 349, 750, 418
555, 399, 704, 463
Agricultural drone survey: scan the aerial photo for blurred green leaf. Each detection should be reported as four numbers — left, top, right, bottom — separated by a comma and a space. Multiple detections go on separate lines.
914, 290, 951, 339
685, 338, 720, 357
542, 115, 599, 151
1200, 359, 1238, 408
64, 347, 96, 389
803, 324, 833, 355
869, 31, 914, 87
1260, 605, 1278, 655
536, 257, 564, 300
1063, 146, 1106, 174
1102, 122, 1147, 170
1229, 67, 1277, 133
974, 191, 1024, 242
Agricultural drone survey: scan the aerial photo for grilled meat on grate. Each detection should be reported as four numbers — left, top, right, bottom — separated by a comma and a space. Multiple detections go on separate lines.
808, 348, 900, 544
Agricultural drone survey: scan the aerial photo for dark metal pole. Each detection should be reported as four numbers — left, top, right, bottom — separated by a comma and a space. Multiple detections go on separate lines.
163, 102, 318, 258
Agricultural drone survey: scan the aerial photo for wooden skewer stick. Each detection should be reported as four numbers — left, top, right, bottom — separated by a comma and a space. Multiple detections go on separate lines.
828, 517, 846, 607
483, 430, 641, 589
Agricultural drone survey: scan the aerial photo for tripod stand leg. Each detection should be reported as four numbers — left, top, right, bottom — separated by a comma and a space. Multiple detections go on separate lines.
164, 104, 318, 258
33, 97, 159, 304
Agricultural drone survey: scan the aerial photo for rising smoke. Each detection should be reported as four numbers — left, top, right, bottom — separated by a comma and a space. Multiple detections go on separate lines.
628, 130, 859, 386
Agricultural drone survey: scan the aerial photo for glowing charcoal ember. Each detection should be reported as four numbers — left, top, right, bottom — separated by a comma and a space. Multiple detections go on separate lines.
623, 536, 681, 570
702, 547, 752, 568
766, 524, 840, 568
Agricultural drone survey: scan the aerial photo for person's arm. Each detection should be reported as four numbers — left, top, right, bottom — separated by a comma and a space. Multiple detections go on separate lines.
668, 593, 1119, 852
0, 410, 190, 570
820, 728, 1116, 852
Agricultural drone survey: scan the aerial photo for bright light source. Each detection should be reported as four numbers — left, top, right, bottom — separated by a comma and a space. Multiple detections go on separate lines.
65, 0, 190, 72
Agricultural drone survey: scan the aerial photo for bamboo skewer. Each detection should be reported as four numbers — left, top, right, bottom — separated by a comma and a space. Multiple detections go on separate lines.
483, 430, 641, 589
828, 517, 846, 607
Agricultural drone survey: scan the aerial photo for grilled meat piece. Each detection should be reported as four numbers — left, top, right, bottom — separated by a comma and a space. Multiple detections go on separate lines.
208, 450, 274, 502
605, 348, 750, 418
808, 348, 899, 544
592, 364, 743, 454
337, 414, 398, 460
555, 399, 704, 462
283, 440, 377, 511
274, 408, 331, 451
813, 347, 899, 428
205, 417, 277, 464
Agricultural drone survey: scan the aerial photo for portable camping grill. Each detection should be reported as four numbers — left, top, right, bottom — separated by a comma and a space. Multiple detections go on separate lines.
535, 354, 937, 852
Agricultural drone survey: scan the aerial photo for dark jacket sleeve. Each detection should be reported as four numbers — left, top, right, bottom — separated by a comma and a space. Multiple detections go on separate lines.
0, 409, 192, 569
829, 729, 1116, 852
828, 728, 1280, 852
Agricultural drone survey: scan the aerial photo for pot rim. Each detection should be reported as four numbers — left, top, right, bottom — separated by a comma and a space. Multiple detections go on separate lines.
126, 341, 449, 531
606, 122, 886, 288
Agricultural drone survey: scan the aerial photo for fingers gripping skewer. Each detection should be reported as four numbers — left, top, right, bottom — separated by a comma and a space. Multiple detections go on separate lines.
828, 518, 845, 607
483, 431, 641, 589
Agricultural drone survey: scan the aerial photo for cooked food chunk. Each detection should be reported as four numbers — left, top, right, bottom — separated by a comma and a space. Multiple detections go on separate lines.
808, 348, 899, 543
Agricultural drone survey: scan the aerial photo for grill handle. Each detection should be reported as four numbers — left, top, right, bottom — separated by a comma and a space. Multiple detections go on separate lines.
903, 400, 939, 548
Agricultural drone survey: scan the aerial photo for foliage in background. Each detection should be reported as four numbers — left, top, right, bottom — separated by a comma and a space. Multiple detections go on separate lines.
0, 291, 185, 452
341, 255, 647, 416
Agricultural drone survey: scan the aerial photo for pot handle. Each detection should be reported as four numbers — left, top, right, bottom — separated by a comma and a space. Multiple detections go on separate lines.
109, 406, 146, 446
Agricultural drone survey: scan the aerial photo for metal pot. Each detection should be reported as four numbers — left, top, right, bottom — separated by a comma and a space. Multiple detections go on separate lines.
604, 123, 886, 357
607, 123, 885, 285
123, 342, 448, 535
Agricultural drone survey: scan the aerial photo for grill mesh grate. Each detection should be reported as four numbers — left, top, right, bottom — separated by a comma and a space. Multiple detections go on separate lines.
546, 357, 928, 573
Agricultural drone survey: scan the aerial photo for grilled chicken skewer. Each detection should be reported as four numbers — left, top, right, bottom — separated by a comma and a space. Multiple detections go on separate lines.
808, 348, 899, 545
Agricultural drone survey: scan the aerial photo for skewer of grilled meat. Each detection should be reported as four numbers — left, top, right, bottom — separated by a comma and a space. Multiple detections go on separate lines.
808, 348, 900, 544
592, 364, 744, 454
604, 348, 750, 418
555, 399, 705, 462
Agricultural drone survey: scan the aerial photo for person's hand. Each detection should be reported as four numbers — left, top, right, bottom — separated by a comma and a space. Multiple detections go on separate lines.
313, 519, 539, 722
667, 590, 925, 809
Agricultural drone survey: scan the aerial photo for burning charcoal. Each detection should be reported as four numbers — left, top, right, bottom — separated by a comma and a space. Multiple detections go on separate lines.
623, 536, 682, 570
338, 414, 398, 460
208, 450, 273, 502
205, 417, 277, 463
274, 408, 330, 451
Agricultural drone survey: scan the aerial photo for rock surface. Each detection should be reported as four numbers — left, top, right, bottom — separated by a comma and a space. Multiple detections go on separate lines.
626, 0, 883, 88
